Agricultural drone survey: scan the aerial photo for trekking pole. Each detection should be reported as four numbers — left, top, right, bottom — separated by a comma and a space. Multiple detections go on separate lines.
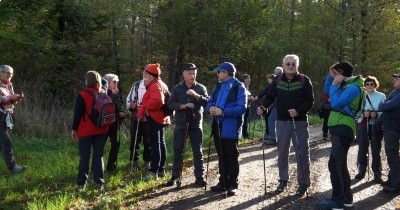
215, 118, 227, 198
291, 118, 309, 198
130, 118, 140, 173
204, 135, 212, 192
177, 118, 190, 188
366, 117, 370, 181
260, 115, 267, 195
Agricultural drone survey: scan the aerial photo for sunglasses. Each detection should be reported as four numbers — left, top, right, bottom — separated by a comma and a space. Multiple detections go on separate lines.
285, 63, 296, 67
364, 82, 375, 86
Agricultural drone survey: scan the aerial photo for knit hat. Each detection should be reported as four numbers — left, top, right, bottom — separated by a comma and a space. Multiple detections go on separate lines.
181, 63, 197, 71
145, 63, 161, 77
215, 62, 236, 73
332, 61, 353, 77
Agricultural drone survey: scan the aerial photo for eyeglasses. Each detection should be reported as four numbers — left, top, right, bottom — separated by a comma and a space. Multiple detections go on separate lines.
285, 63, 296, 67
217, 70, 227, 74
364, 82, 375, 86
1, 71, 13, 76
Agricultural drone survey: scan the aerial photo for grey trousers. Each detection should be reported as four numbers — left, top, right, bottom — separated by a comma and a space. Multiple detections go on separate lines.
171, 127, 204, 179
276, 120, 311, 186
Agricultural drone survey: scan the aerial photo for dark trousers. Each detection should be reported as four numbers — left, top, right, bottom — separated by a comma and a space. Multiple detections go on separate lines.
171, 127, 204, 178
147, 117, 166, 174
0, 122, 16, 170
242, 108, 250, 137
328, 134, 353, 207
384, 131, 400, 187
322, 111, 330, 137
77, 134, 107, 186
106, 123, 119, 170
129, 118, 151, 162
356, 122, 383, 178
212, 121, 239, 189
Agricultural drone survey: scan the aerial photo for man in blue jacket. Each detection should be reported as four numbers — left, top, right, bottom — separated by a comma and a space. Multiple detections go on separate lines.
206, 62, 247, 196
379, 73, 400, 193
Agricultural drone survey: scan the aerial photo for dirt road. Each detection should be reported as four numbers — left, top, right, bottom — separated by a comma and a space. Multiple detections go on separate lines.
136, 125, 400, 210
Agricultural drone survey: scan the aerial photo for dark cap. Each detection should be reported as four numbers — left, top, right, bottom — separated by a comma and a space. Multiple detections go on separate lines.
393, 74, 400, 78
332, 61, 353, 77
181, 63, 197, 71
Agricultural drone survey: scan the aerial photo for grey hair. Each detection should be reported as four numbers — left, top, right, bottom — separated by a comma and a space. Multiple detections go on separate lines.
282, 54, 300, 66
274, 67, 283, 75
0, 65, 14, 74
103, 73, 119, 83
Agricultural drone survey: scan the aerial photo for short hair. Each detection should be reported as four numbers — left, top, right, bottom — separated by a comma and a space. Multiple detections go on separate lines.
364, 75, 380, 89
283, 54, 300, 66
103, 73, 119, 83
274, 67, 283, 75
0, 65, 13, 74
85, 71, 102, 88
240, 74, 250, 82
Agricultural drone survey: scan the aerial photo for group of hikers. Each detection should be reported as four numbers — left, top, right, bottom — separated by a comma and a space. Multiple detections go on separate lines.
1, 53, 400, 209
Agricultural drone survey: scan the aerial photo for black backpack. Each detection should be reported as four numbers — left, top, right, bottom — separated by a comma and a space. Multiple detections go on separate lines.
155, 82, 174, 116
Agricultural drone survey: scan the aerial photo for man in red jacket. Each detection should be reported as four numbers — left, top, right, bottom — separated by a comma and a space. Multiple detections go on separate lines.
137, 63, 171, 180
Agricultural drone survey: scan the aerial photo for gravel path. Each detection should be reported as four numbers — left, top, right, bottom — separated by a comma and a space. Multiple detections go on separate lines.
136, 125, 400, 210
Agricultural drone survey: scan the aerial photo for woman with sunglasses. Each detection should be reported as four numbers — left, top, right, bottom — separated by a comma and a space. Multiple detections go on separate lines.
354, 76, 386, 183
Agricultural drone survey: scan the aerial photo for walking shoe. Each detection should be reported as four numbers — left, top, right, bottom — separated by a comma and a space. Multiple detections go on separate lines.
383, 185, 400, 193
158, 170, 166, 178
275, 180, 287, 193
210, 183, 225, 193
344, 202, 353, 208
194, 177, 207, 187
227, 188, 237, 196
316, 198, 344, 210
372, 176, 383, 184
354, 172, 365, 180
95, 184, 104, 192
264, 139, 277, 146
381, 179, 391, 186
144, 172, 158, 181
295, 184, 308, 196
167, 176, 179, 186
12, 165, 27, 174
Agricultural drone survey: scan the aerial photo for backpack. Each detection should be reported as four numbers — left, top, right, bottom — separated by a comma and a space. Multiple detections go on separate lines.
155, 82, 174, 116
84, 89, 116, 126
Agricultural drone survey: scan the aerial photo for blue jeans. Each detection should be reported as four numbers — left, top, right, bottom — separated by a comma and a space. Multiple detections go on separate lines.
328, 133, 353, 207
171, 127, 204, 178
147, 117, 166, 174
77, 134, 107, 186
268, 108, 277, 140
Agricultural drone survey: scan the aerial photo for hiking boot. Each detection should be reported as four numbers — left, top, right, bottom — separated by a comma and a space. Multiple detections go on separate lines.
354, 172, 365, 180
295, 184, 308, 196
167, 176, 179, 186
12, 165, 27, 174
194, 178, 207, 187
316, 198, 344, 210
344, 202, 353, 208
210, 183, 225, 193
264, 139, 277, 146
275, 180, 287, 193
144, 172, 158, 181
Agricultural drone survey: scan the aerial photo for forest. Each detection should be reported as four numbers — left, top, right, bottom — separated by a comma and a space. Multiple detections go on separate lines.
0, 0, 399, 136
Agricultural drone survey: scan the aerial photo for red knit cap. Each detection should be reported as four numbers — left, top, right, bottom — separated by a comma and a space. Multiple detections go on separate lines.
145, 63, 161, 76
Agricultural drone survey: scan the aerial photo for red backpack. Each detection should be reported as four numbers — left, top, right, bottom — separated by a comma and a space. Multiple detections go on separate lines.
84, 89, 116, 126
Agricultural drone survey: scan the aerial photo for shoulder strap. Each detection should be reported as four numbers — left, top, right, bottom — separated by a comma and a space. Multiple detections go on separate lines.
365, 95, 375, 111
134, 81, 141, 101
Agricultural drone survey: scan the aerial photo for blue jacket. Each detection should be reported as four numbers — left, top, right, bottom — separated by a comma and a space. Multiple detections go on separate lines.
379, 89, 400, 134
206, 78, 247, 140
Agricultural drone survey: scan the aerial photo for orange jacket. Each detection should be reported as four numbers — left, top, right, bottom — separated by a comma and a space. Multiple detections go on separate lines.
137, 78, 171, 125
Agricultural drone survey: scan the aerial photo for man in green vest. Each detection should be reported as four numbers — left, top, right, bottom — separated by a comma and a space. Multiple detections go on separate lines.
317, 61, 364, 210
